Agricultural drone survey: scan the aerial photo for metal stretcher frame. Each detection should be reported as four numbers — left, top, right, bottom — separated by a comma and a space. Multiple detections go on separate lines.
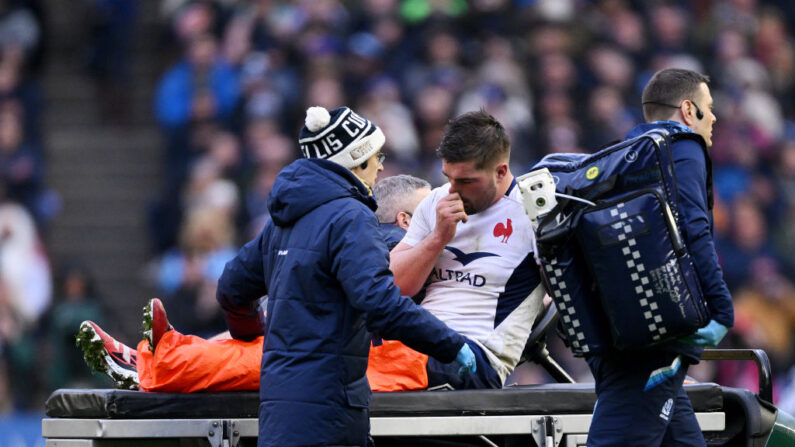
45, 351, 763, 447
42, 412, 726, 447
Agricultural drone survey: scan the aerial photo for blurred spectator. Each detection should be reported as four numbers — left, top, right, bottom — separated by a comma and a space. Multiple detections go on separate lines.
413, 83, 453, 146
155, 33, 240, 130
0, 67, 41, 146
303, 72, 345, 111
775, 138, 795, 262
601, 6, 647, 65
162, 1, 223, 44
0, 109, 45, 225
241, 117, 293, 236
236, 51, 288, 125
402, 27, 466, 98
754, 9, 795, 117
155, 33, 240, 187
357, 76, 420, 165
244, 117, 294, 169
0, 200, 51, 409
344, 31, 385, 97
243, 163, 281, 239
155, 206, 236, 337
585, 44, 636, 95
732, 257, 795, 372
456, 35, 533, 165
583, 85, 637, 148
43, 262, 105, 391
181, 157, 239, 219
648, 3, 690, 54
206, 129, 244, 180
0, 1, 41, 68
0, 201, 50, 338
716, 196, 789, 290
86, 0, 137, 125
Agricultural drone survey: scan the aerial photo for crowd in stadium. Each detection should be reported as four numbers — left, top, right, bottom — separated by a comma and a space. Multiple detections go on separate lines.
0, 0, 794, 418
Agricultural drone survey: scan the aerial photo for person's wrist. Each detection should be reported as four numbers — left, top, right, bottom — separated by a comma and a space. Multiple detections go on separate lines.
428, 229, 451, 249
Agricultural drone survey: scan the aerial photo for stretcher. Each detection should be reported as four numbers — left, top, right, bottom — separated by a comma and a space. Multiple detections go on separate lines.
43, 366, 792, 447
43, 382, 729, 447
43, 312, 794, 447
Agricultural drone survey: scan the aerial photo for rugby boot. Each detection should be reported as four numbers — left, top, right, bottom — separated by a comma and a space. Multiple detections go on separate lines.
142, 297, 173, 352
75, 321, 139, 390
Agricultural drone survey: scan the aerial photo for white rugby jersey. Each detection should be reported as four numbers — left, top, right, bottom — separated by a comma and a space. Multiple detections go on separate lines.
401, 180, 545, 381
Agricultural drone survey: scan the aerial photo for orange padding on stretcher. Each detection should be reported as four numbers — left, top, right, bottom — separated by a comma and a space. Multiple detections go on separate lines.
136, 331, 428, 393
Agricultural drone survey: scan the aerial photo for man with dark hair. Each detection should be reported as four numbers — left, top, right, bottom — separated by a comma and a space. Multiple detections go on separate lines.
584, 68, 733, 446
641, 68, 714, 146
391, 110, 546, 390
435, 112, 511, 167
434, 111, 512, 214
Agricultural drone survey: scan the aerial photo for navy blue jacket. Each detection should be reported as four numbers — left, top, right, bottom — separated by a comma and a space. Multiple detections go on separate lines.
625, 121, 734, 361
378, 223, 427, 304
217, 158, 465, 447
378, 222, 406, 251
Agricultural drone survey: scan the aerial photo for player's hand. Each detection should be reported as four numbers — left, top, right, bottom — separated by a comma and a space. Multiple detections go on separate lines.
455, 343, 477, 376
680, 320, 729, 347
434, 193, 468, 244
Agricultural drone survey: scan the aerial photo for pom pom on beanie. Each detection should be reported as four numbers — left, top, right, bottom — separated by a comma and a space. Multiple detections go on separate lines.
305, 106, 331, 133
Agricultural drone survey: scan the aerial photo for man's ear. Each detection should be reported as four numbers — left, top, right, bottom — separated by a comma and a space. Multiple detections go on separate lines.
680, 100, 695, 127
396, 211, 411, 230
495, 162, 509, 181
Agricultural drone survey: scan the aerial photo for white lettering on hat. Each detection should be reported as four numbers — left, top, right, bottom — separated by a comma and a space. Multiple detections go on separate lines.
300, 132, 344, 159
343, 112, 367, 137
301, 142, 329, 158
326, 132, 344, 151
320, 137, 336, 155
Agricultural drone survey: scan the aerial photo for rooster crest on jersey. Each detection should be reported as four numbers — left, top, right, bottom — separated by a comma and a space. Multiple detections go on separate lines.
298, 106, 385, 168
493, 218, 513, 243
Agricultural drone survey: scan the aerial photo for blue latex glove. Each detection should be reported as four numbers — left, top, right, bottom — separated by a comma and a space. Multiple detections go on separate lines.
455, 343, 477, 376
680, 320, 729, 347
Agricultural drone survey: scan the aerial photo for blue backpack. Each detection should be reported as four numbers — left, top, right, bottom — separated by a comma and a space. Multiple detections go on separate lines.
527, 129, 711, 355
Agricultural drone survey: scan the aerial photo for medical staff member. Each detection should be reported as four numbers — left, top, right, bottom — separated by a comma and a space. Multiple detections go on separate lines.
584, 68, 734, 447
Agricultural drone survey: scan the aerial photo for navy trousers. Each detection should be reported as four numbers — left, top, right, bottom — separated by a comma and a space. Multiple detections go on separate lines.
586, 352, 705, 447
426, 340, 503, 389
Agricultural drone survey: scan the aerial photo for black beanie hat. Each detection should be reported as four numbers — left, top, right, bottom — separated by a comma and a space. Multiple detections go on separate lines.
298, 106, 385, 168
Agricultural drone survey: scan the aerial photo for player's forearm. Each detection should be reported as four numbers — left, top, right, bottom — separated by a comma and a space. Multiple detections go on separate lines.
390, 237, 446, 296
